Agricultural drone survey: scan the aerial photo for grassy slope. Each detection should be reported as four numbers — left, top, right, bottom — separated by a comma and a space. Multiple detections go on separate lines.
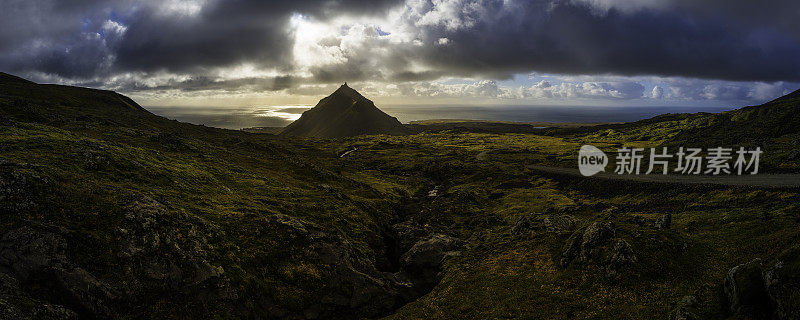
547, 92, 800, 172
326, 133, 799, 319
0, 74, 420, 317
2, 73, 799, 318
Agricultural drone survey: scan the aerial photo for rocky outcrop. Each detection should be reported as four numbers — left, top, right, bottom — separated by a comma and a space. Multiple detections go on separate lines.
399, 234, 462, 296
581, 221, 616, 253
401, 234, 461, 276
390, 220, 431, 255
115, 196, 234, 301
261, 213, 407, 318
0, 158, 52, 214
763, 260, 789, 320
669, 295, 699, 320
654, 214, 672, 230
724, 259, 770, 318
561, 221, 616, 266
719, 257, 800, 320
511, 217, 534, 236
0, 227, 114, 318
544, 214, 576, 233
0, 195, 235, 319
605, 239, 637, 278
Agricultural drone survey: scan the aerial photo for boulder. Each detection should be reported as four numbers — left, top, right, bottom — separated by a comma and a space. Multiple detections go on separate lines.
581, 221, 616, 252
0, 227, 114, 318
762, 260, 785, 319
544, 214, 576, 233
605, 239, 637, 278
390, 220, 431, 254
561, 221, 615, 266
669, 295, 699, 320
427, 185, 442, 198
400, 234, 462, 290
654, 214, 672, 230
717, 254, 800, 320
401, 234, 462, 272
762, 259, 800, 320
511, 216, 534, 236
724, 259, 770, 318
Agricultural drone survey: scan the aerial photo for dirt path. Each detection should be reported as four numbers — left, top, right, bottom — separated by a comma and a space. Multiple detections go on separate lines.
525, 165, 800, 188
339, 147, 358, 158
476, 149, 800, 188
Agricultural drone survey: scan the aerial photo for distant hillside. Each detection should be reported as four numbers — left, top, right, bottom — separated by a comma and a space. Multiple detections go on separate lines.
0, 72, 159, 127
552, 88, 800, 171
665, 88, 800, 147
0, 72, 257, 148
281, 84, 409, 138
406, 119, 607, 134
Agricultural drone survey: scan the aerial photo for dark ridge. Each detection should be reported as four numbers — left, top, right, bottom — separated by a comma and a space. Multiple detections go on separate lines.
0, 72, 172, 130
770, 88, 800, 103
0, 72, 36, 84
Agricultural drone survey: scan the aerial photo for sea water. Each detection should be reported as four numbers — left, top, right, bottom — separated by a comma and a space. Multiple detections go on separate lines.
144, 105, 735, 130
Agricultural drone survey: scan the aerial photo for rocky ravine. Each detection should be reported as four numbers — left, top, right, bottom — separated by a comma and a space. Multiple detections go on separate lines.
0, 158, 463, 319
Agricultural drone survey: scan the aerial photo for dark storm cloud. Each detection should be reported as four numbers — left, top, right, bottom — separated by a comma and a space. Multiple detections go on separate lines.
0, 0, 130, 78
664, 0, 800, 39
0, 0, 403, 78
112, 7, 291, 73
87, 75, 298, 92
409, 0, 800, 82
115, 0, 403, 74
0, 0, 799, 89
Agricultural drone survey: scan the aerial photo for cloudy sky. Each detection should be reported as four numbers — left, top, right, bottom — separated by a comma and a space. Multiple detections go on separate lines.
2, 0, 800, 108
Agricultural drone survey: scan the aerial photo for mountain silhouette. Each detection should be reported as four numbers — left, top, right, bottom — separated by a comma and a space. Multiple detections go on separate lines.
281, 83, 409, 138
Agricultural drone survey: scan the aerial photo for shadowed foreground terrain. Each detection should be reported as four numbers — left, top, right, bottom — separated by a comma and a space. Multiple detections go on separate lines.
1, 72, 800, 319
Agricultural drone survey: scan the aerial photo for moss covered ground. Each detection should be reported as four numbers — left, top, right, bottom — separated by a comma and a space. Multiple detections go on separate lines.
2, 74, 800, 318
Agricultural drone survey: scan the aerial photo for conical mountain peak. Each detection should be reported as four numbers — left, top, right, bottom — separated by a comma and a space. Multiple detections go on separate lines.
331, 82, 365, 101
280, 84, 409, 138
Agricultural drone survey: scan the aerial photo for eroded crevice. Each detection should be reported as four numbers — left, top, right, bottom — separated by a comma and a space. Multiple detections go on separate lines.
376, 231, 401, 273
372, 182, 465, 317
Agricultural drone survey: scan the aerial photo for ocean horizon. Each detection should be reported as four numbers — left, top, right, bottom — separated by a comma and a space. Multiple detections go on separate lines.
144, 104, 736, 130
